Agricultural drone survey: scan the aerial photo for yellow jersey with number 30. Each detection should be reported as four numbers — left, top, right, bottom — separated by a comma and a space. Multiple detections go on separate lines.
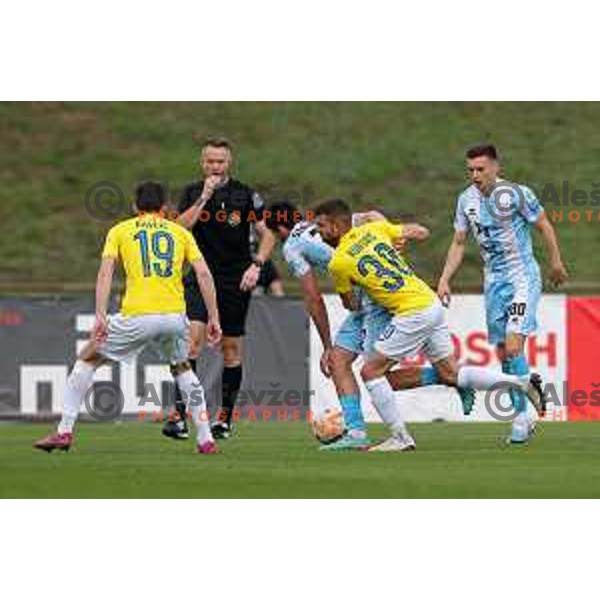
102, 215, 203, 317
329, 220, 437, 316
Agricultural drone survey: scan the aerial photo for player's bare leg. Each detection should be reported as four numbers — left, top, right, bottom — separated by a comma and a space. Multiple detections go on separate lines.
386, 366, 424, 389
188, 320, 207, 359
319, 346, 372, 450
163, 320, 205, 440
267, 279, 285, 297
329, 347, 359, 396
34, 339, 106, 453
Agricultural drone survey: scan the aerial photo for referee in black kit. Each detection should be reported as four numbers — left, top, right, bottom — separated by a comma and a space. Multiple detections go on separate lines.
163, 137, 275, 440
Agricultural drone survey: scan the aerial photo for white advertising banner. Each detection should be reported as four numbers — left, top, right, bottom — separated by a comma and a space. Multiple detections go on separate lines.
310, 295, 567, 422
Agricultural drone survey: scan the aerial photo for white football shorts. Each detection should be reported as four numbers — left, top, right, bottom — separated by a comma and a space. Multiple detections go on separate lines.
98, 313, 189, 364
374, 299, 453, 363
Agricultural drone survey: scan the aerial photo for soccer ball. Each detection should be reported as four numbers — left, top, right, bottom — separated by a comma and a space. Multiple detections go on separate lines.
312, 408, 346, 445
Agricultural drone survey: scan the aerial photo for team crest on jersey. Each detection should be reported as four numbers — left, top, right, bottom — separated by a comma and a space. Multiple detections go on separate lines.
380, 324, 396, 341
227, 211, 242, 227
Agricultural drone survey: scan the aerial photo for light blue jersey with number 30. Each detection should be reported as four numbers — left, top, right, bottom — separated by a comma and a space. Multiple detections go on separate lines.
454, 180, 544, 343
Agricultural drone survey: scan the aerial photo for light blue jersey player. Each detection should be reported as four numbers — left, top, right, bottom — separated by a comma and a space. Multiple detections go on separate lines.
438, 144, 568, 443
454, 180, 544, 344
266, 203, 393, 450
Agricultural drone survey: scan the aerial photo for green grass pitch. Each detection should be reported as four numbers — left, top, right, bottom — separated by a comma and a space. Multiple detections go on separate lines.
2, 421, 600, 498
2, 101, 599, 293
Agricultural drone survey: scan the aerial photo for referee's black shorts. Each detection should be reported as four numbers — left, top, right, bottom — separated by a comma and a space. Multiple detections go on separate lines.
184, 274, 251, 337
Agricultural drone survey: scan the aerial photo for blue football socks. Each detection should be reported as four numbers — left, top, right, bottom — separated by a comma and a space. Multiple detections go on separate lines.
339, 394, 366, 433
503, 354, 529, 415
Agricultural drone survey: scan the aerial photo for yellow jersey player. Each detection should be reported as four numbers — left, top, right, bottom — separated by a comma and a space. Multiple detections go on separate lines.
35, 182, 222, 454
314, 199, 543, 452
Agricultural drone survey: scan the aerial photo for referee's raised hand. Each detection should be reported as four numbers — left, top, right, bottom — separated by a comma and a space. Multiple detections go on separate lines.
200, 175, 222, 203
179, 175, 223, 229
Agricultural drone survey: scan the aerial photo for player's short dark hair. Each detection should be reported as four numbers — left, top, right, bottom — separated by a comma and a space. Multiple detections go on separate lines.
314, 198, 352, 219
135, 182, 166, 211
266, 201, 303, 231
202, 136, 233, 153
466, 144, 498, 161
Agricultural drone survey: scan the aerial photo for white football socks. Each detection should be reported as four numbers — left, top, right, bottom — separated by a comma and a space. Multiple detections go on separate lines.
364, 376, 409, 438
58, 360, 96, 434
457, 366, 527, 391
175, 369, 213, 444
58, 361, 214, 443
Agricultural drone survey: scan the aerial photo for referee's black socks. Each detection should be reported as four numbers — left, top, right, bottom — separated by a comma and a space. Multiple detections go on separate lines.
221, 365, 243, 427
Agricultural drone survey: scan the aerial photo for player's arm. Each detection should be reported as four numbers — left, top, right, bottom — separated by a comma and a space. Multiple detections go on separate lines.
241, 192, 274, 292
94, 257, 116, 343
534, 211, 568, 286
352, 210, 387, 226
376, 220, 429, 253
437, 196, 469, 306
253, 220, 276, 263
94, 226, 120, 343
191, 259, 222, 347
437, 230, 467, 306
283, 243, 333, 376
338, 291, 361, 312
392, 223, 430, 256
519, 185, 568, 287
299, 270, 334, 377
300, 270, 332, 350
355, 211, 431, 243
400, 223, 429, 241
240, 219, 276, 292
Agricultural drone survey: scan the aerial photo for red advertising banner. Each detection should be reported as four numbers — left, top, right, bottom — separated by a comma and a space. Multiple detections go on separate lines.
567, 297, 600, 421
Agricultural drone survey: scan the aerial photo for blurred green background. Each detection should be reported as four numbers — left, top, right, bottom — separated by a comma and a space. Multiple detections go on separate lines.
1, 101, 598, 295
